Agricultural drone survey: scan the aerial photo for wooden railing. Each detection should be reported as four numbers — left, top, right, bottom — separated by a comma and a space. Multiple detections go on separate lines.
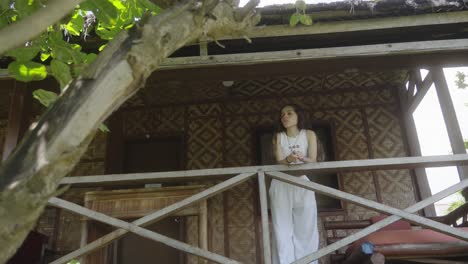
48, 154, 468, 264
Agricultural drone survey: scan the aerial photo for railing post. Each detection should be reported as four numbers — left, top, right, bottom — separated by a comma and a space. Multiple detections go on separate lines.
258, 171, 272, 264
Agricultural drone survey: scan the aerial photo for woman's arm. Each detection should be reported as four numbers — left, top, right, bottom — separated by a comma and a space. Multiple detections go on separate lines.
300, 130, 317, 163
273, 133, 298, 165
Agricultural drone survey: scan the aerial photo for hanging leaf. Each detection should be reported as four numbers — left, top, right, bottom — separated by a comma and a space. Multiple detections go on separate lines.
99, 123, 110, 132
65, 12, 85, 36
289, 13, 300, 27
5, 46, 41, 62
295, 0, 307, 12
8, 61, 47, 82
51, 60, 72, 89
299, 14, 313, 26
32, 89, 58, 108
40, 52, 51, 62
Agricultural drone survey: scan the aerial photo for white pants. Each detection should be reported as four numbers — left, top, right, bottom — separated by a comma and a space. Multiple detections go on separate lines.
269, 175, 319, 264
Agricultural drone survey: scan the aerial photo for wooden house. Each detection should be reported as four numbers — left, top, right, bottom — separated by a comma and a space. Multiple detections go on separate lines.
1, 0, 468, 263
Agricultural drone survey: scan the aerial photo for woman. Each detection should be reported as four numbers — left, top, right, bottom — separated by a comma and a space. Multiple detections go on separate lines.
270, 104, 319, 264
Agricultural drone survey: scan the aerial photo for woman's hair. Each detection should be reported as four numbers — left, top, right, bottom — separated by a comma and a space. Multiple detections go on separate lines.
275, 104, 308, 134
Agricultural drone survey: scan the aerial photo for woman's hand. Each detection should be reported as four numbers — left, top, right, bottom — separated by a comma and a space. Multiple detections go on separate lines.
286, 152, 300, 163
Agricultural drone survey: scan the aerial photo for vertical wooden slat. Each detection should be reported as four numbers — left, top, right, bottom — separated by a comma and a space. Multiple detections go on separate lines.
432, 67, 468, 181
199, 199, 208, 264
258, 172, 272, 264
2, 81, 32, 161
398, 84, 436, 217
80, 218, 88, 264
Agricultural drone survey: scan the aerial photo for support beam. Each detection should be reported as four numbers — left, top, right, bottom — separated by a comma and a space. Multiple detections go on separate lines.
2, 81, 32, 161
160, 39, 468, 70
408, 71, 434, 114
51, 172, 254, 264
399, 84, 435, 217
264, 171, 468, 264
61, 154, 468, 186
432, 67, 468, 181
258, 172, 272, 264
219, 11, 468, 41
48, 197, 239, 264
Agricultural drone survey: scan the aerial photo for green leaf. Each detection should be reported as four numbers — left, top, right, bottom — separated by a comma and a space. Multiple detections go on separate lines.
8, 61, 47, 82
65, 12, 84, 36
66, 259, 80, 264
40, 52, 51, 61
289, 13, 300, 27
13, 0, 42, 19
6, 46, 41, 61
80, 0, 118, 25
33, 89, 58, 107
51, 60, 72, 89
295, 0, 306, 12
299, 14, 313, 26
99, 123, 110, 132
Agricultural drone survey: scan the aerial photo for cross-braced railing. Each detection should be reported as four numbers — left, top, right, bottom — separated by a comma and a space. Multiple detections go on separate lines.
49, 154, 468, 264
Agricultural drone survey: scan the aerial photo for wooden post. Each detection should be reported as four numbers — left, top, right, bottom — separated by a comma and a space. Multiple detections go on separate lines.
432, 67, 468, 181
2, 81, 32, 161
258, 172, 272, 264
198, 200, 208, 264
398, 81, 436, 217
80, 217, 88, 264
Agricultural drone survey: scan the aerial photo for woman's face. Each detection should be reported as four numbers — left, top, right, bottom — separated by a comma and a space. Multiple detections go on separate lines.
280, 106, 298, 129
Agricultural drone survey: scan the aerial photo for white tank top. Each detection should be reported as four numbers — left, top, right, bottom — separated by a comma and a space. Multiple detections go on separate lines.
279, 129, 308, 164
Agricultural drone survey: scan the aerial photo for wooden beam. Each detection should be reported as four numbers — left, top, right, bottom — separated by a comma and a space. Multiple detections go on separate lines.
61, 154, 468, 186
258, 172, 272, 264
160, 39, 468, 70
48, 197, 239, 264
2, 81, 32, 161
52, 172, 254, 264
222, 11, 468, 41
432, 67, 468, 181
408, 71, 434, 114
268, 171, 468, 242
264, 171, 468, 264
399, 84, 436, 217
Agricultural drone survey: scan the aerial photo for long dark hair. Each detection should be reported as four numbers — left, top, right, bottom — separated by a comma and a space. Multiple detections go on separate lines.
275, 104, 308, 134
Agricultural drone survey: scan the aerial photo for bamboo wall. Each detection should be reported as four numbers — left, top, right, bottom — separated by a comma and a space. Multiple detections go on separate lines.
3, 70, 420, 263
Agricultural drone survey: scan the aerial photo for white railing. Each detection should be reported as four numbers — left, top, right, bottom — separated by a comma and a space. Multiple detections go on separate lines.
49, 154, 468, 264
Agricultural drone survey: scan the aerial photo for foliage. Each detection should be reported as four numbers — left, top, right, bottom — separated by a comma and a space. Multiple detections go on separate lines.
455, 71, 467, 89
289, 0, 312, 27
1, 0, 161, 131
446, 191, 466, 213
67, 260, 80, 264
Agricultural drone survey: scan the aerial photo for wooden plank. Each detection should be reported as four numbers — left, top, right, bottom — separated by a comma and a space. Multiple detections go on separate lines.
198, 199, 208, 264
51, 172, 254, 264
61, 154, 468, 185
267, 171, 468, 241
264, 171, 468, 264
432, 67, 468, 180
399, 85, 436, 217
220, 11, 468, 41
2, 81, 32, 161
407, 70, 417, 100
160, 39, 468, 70
408, 71, 434, 114
48, 197, 239, 264
258, 172, 272, 264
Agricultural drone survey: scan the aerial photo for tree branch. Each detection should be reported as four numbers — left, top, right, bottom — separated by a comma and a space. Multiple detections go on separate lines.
0, 1, 259, 262
0, 0, 85, 55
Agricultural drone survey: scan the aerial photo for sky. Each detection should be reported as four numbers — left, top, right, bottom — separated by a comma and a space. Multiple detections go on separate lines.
413, 68, 468, 212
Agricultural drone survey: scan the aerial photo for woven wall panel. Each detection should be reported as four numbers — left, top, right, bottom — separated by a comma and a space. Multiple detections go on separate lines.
36, 207, 58, 249
323, 71, 406, 90
55, 210, 82, 252
187, 118, 223, 169
366, 106, 417, 209
188, 103, 222, 118
208, 192, 225, 256
123, 107, 185, 137
225, 117, 253, 167
333, 109, 369, 160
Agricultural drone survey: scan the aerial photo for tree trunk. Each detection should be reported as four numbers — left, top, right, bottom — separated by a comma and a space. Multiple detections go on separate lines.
0, 1, 259, 262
